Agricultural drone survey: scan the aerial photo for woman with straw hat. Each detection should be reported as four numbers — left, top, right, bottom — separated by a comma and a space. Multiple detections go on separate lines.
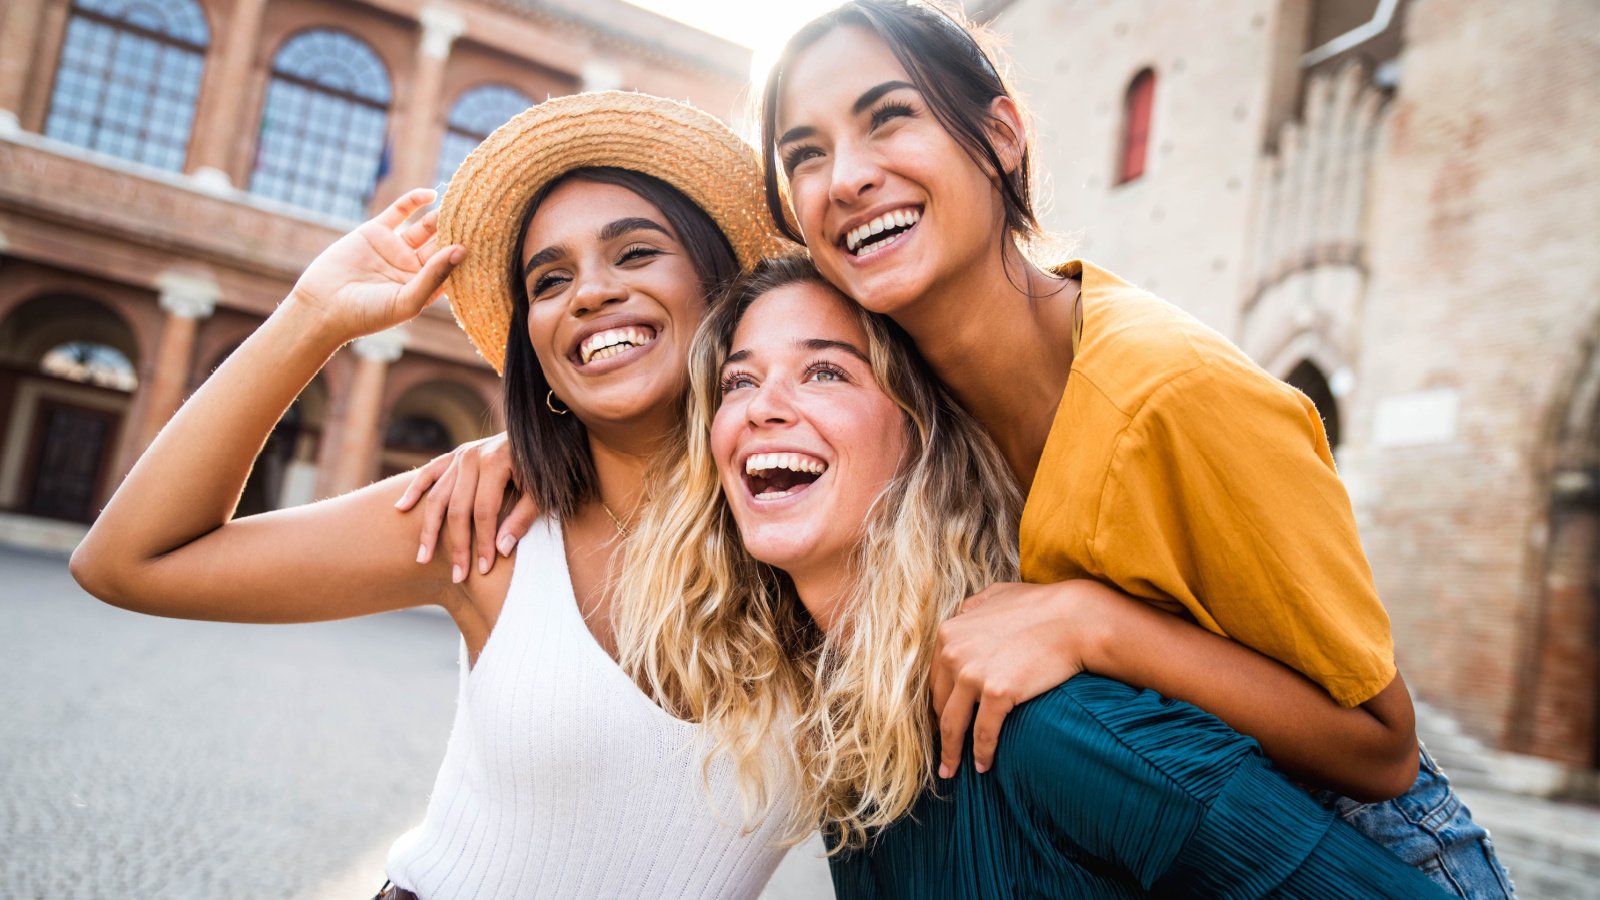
70, 92, 796, 900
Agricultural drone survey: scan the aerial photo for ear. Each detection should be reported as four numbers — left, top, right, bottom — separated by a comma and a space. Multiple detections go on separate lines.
985, 95, 1026, 175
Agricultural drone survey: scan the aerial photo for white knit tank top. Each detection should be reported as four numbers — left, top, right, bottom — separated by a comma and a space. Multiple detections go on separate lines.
385, 517, 791, 898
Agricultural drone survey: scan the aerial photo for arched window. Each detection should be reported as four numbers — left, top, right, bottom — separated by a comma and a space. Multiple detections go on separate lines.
1116, 68, 1156, 185
44, 0, 210, 171
435, 84, 533, 190
250, 29, 391, 221
1284, 360, 1342, 452
39, 340, 138, 392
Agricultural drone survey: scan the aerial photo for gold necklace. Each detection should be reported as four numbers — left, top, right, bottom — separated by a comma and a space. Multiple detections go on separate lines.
600, 501, 631, 538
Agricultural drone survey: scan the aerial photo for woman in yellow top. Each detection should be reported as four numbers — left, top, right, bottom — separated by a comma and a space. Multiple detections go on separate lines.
748, 1, 1513, 896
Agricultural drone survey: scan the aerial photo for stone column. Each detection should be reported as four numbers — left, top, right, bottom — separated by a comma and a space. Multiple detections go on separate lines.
325, 328, 406, 495
137, 274, 218, 449
0, 0, 49, 134
186, 0, 269, 189
381, 3, 465, 204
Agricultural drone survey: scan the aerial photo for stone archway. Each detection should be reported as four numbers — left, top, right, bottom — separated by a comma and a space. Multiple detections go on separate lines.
1283, 359, 1342, 452
0, 293, 141, 521
379, 378, 492, 477
1519, 325, 1600, 770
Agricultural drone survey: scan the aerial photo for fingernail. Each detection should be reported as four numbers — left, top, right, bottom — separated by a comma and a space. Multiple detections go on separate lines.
416, 544, 428, 564
450, 246, 466, 264
451, 564, 464, 584
976, 762, 989, 775
477, 557, 488, 575
394, 496, 407, 509
938, 764, 951, 780
497, 534, 516, 556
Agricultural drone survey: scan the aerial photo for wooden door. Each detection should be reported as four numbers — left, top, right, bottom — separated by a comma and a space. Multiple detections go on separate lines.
24, 399, 120, 522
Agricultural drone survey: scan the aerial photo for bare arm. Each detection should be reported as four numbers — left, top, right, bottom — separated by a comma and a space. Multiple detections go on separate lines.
71, 189, 469, 623
933, 580, 1417, 802
1072, 581, 1415, 799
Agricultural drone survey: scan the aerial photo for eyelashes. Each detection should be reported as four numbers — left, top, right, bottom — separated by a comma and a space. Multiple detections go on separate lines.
718, 359, 852, 396
527, 245, 663, 298
868, 101, 914, 130
779, 99, 918, 175
719, 369, 755, 394
782, 144, 820, 175
804, 359, 848, 384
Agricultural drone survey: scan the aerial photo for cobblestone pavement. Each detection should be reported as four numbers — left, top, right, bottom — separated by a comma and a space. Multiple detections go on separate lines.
0, 547, 832, 899
9, 544, 1596, 899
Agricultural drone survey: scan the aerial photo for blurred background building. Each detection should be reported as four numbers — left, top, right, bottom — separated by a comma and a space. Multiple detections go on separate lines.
0, 0, 747, 543
1, 0, 1597, 842
978, 0, 1600, 798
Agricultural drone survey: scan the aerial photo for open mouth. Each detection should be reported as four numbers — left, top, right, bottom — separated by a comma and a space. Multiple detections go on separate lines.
843, 207, 922, 257
744, 452, 828, 501
577, 325, 658, 366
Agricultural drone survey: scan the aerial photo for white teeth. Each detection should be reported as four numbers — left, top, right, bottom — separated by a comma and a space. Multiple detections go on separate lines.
855, 231, 903, 256
744, 452, 828, 476
844, 208, 921, 253
580, 326, 656, 364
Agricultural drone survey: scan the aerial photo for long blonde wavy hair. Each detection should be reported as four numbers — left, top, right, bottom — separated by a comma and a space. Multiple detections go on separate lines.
613, 255, 1021, 849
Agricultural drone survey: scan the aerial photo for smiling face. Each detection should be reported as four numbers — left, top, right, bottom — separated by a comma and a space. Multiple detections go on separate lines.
711, 281, 907, 615
774, 25, 1010, 320
519, 179, 706, 431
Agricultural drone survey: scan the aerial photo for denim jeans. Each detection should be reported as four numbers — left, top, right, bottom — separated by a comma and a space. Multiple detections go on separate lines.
1312, 743, 1517, 898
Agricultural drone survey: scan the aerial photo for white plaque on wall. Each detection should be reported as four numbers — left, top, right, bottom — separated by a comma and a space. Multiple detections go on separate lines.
1372, 388, 1460, 448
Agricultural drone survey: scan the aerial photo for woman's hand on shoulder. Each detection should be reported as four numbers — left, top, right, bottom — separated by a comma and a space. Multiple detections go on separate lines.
395, 432, 539, 582
932, 580, 1116, 779
286, 188, 466, 343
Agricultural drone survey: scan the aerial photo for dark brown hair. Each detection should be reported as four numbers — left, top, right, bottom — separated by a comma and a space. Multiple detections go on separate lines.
504, 166, 739, 520
759, 0, 1039, 246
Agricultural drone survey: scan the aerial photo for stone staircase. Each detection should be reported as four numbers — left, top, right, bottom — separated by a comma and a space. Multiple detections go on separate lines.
1416, 700, 1600, 899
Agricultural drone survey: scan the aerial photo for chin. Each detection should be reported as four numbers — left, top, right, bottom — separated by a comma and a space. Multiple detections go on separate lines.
738, 526, 820, 572
584, 373, 683, 420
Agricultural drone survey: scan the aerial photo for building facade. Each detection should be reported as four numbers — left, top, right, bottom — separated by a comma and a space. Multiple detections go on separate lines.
0, 0, 748, 534
987, 0, 1600, 786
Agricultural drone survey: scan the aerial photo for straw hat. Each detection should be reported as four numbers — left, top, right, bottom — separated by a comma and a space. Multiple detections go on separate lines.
437, 91, 791, 374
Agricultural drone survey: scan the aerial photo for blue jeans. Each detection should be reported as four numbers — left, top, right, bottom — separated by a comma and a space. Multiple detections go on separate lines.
1313, 743, 1517, 898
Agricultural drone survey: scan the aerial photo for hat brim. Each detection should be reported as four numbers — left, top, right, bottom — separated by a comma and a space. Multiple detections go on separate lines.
437, 91, 792, 375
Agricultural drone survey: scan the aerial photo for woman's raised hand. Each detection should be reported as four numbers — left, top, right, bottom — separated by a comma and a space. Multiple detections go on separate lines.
287, 188, 466, 342
395, 432, 540, 582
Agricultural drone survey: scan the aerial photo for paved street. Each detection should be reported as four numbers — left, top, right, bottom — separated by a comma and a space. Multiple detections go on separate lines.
5, 544, 1596, 898
0, 546, 832, 898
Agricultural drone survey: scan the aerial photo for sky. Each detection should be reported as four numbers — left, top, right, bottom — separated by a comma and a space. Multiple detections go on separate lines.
620, 0, 845, 82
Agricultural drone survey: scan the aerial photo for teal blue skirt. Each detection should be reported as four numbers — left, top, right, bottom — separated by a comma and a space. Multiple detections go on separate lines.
829, 675, 1449, 898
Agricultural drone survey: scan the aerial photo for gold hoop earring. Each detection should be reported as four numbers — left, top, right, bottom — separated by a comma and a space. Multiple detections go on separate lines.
545, 390, 569, 415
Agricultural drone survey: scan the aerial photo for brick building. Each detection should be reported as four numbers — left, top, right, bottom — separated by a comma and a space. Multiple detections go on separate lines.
0, 0, 747, 538
983, 0, 1600, 787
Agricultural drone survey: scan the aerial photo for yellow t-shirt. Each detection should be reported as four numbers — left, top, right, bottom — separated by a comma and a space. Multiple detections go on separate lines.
1020, 260, 1395, 707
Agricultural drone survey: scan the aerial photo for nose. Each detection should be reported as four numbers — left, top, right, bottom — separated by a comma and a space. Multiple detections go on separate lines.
827, 138, 881, 207
569, 266, 627, 316
745, 378, 798, 428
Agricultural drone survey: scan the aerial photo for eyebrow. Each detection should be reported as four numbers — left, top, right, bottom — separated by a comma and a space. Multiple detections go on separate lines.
721, 337, 871, 369
521, 217, 671, 279
852, 80, 916, 115
804, 337, 870, 363
775, 80, 919, 147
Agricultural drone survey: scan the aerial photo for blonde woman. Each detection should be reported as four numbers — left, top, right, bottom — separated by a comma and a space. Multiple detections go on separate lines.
611, 254, 1449, 898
